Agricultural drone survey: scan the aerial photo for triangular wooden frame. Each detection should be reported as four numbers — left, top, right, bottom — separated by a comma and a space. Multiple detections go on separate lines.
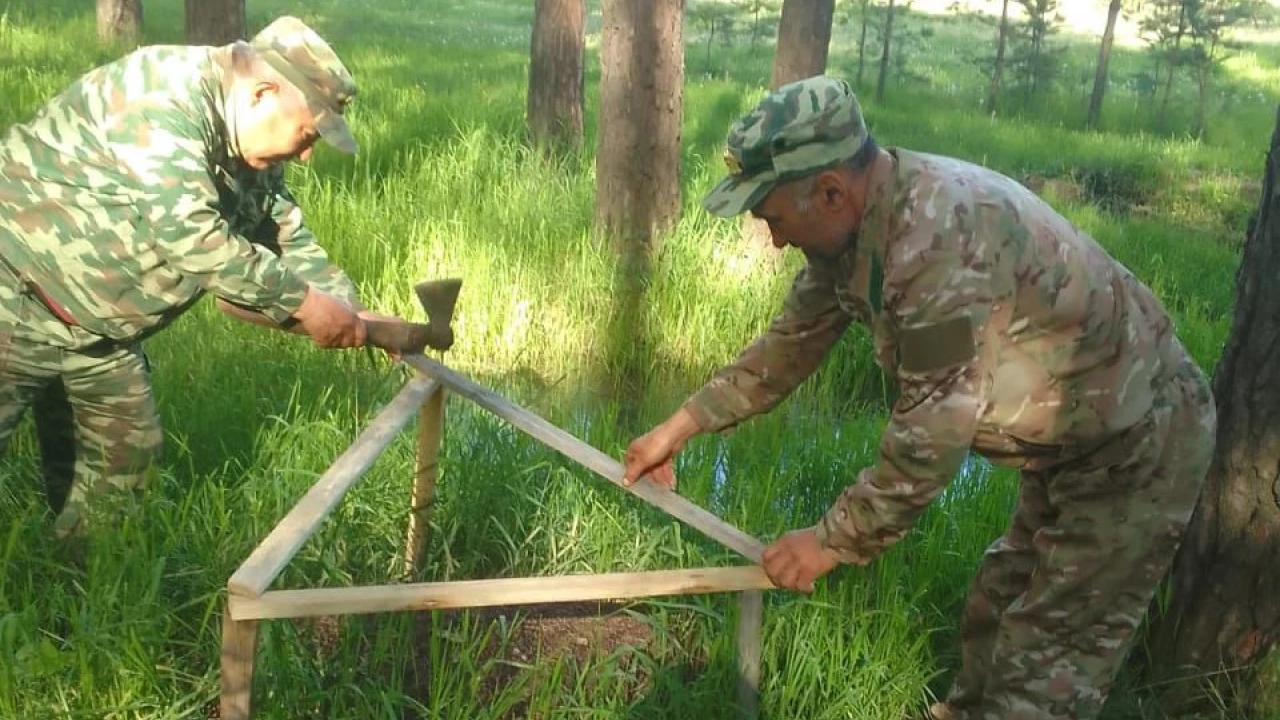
218, 354, 773, 719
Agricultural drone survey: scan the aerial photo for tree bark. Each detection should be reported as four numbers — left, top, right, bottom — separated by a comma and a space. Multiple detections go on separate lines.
96, 0, 142, 45
185, 0, 245, 46
771, 0, 836, 89
986, 0, 1010, 114
594, 0, 682, 419
527, 0, 586, 149
595, 0, 683, 248
875, 0, 895, 102
1143, 104, 1280, 715
1086, 0, 1123, 129
742, 0, 835, 272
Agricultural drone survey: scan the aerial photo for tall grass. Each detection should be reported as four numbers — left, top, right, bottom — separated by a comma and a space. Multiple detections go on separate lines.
0, 0, 1274, 717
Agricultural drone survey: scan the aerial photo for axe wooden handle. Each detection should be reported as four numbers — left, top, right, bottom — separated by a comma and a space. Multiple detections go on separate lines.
216, 300, 453, 353
363, 319, 453, 353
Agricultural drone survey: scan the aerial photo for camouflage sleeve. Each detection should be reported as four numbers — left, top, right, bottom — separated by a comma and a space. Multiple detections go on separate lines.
683, 259, 852, 432
267, 173, 363, 309
815, 219, 1001, 564
106, 103, 309, 324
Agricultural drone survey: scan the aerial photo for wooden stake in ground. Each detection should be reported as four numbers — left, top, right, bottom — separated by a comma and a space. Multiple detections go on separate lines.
403, 383, 445, 578
220, 607, 259, 720
737, 589, 763, 720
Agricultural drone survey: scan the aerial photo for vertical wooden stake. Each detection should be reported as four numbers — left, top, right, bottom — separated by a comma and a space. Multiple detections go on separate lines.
403, 384, 445, 579
220, 605, 260, 720
737, 589, 762, 720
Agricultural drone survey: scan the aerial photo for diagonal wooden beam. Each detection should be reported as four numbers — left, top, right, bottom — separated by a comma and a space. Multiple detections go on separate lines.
228, 377, 440, 599
402, 355, 766, 564
228, 565, 776, 620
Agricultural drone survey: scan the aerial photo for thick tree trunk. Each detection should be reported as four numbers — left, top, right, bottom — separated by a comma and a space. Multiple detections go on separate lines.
527, 0, 586, 149
185, 0, 245, 46
986, 0, 1010, 115
1086, 0, 1122, 129
875, 0, 895, 102
770, 0, 836, 89
595, 0, 683, 421
744, 0, 835, 272
595, 0, 683, 247
96, 0, 142, 44
1143, 105, 1280, 715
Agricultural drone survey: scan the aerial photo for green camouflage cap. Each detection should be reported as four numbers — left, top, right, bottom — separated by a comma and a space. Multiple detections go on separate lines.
703, 76, 869, 217
250, 16, 358, 154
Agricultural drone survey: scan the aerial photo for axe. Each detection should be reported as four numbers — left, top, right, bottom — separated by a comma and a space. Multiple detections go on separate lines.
215, 278, 461, 353
362, 278, 462, 354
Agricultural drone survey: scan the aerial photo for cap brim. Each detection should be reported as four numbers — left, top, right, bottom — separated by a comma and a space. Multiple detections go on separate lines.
701, 174, 775, 218
314, 107, 358, 154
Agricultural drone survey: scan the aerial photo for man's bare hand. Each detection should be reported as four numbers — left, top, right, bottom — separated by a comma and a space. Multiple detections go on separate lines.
293, 288, 365, 348
762, 527, 842, 593
620, 407, 702, 490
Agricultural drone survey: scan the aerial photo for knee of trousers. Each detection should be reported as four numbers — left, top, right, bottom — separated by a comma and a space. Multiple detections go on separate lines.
75, 421, 165, 489
102, 426, 164, 482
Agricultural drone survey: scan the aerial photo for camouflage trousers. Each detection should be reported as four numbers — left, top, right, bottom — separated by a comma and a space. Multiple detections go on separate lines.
0, 268, 163, 539
944, 357, 1217, 720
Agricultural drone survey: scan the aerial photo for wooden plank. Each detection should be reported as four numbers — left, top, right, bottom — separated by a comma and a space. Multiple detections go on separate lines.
228, 378, 439, 598
219, 606, 260, 720
402, 355, 766, 563
229, 566, 776, 621
737, 589, 763, 719
403, 384, 445, 578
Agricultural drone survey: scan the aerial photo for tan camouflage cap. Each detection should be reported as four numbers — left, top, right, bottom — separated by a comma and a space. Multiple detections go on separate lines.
250, 16, 358, 154
703, 76, 869, 217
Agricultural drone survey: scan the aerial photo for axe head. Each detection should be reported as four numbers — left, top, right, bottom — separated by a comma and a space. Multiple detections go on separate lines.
362, 278, 463, 356
414, 278, 462, 329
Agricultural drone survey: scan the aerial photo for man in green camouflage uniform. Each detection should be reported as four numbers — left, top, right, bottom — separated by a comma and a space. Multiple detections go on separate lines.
621, 76, 1217, 720
0, 16, 388, 538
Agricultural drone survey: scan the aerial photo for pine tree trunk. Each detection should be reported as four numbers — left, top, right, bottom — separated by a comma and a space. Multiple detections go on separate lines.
771, 0, 836, 89
985, 0, 1010, 115
1143, 105, 1280, 716
1086, 0, 1122, 129
527, 0, 586, 149
595, 0, 683, 422
96, 0, 142, 44
875, 0, 895, 102
595, 0, 683, 247
743, 0, 835, 272
185, 0, 245, 46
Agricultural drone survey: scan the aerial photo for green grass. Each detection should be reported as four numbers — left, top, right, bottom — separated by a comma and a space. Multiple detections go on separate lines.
0, 0, 1275, 718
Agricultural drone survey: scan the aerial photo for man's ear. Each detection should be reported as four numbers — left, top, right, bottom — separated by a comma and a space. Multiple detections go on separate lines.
815, 170, 849, 211
249, 80, 280, 107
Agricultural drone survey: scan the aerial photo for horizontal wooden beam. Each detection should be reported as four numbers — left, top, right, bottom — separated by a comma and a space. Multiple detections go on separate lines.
403, 355, 766, 564
228, 378, 440, 599
229, 566, 776, 621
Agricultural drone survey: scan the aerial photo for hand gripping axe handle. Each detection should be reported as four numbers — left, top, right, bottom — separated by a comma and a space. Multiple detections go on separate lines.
363, 278, 462, 355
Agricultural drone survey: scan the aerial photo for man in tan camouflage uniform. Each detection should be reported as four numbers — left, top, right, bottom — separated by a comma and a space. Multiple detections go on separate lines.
621, 76, 1217, 720
0, 17, 393, 538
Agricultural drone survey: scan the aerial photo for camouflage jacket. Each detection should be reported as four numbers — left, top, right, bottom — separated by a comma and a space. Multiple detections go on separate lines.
684, 148, 1188, 563
0, 45, 358, 348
